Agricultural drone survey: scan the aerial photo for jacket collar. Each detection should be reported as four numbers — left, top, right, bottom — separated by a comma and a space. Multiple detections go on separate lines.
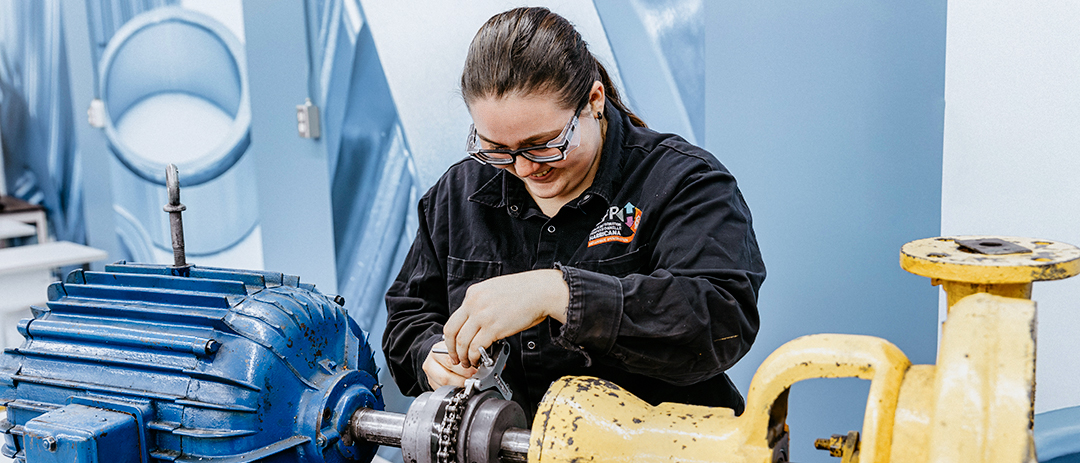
584, 99, 627, 206
469, 167, 505, 208
468, 99, 628, 210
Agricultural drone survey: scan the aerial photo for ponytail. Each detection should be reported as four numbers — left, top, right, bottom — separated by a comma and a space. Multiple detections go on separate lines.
595, 59, 646, 128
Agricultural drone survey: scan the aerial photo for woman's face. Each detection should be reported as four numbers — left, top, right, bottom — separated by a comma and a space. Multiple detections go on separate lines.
469, 83, 605, 208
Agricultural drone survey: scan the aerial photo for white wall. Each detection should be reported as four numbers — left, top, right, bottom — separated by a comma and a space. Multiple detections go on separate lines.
942, 0, 1080, 414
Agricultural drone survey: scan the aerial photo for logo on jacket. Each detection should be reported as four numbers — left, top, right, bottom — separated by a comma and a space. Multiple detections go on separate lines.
588, 202, 642, 247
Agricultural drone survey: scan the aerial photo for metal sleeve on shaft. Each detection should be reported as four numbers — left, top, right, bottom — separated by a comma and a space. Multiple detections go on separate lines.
350, 408, 405, 447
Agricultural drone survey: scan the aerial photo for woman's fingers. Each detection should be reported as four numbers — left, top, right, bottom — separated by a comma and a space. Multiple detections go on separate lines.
424, 341, 477, 389
443, 269, 569, 367
443, 310, 466, 366
467, 327, 496, 367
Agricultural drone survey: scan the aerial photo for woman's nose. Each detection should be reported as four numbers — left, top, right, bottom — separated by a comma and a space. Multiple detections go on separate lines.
514, 155, 543, 176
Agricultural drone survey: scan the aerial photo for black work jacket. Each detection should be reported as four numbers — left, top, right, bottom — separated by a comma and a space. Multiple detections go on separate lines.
383, 102, 765, 419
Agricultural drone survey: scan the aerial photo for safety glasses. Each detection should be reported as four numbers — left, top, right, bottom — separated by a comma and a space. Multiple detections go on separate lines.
466, 109, 582, 166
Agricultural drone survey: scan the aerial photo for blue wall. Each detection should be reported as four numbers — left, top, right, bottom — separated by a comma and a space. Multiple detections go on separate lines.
703, 2, 946, 461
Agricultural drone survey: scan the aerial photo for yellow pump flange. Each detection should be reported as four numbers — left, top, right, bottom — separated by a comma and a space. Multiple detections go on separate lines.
900, 236, 1080, 311
526, 236, 1076, 463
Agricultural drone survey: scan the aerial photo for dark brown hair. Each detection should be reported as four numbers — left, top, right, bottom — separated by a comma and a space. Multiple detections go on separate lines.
461, 7, 646, 127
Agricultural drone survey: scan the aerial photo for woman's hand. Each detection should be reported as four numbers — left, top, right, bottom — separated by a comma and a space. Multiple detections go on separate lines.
423, 340, 478, 389
444, 269, 569, 368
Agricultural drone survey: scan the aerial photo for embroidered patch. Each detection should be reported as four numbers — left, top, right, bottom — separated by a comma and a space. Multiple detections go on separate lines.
587, 202, 642, 247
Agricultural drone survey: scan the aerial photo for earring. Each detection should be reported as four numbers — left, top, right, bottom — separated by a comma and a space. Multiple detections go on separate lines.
596, 112, 603, 120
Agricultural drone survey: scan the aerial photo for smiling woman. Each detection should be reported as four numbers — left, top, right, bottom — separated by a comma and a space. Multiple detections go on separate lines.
382, 6, 766, 421
468, 92, 600, 216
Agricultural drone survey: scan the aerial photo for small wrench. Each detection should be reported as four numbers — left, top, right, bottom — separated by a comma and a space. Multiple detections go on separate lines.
432, 339, 513, 400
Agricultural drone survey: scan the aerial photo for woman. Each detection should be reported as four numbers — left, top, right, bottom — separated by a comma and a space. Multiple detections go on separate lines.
383, 6, 765, 419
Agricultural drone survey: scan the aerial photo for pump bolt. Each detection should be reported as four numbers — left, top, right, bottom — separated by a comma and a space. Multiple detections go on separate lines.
814, 431, 859, 462
43, 436, 57, 452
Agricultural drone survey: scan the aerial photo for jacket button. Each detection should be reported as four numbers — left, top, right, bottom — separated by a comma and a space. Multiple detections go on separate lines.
527, 341, 537, 350
547, 225, 556, 233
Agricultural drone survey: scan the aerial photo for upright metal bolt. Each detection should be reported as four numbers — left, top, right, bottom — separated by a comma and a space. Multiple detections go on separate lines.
163, 164, 188, 267
42, 436, 57, 452
814, 431, 859, 462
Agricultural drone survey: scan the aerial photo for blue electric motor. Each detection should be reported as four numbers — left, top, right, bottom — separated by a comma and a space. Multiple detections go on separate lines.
0, 262, 383, 463
0, 166, 529, 463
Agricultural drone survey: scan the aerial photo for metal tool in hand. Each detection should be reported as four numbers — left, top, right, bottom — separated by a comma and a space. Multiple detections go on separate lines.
432, 340, 514, 463
432, 339, 513, 400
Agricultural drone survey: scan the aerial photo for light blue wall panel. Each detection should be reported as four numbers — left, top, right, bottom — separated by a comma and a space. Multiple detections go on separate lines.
243, 1, 338, 292
594, 0, 702, 144
62, 0, 121, 267
704, 2, 945, 462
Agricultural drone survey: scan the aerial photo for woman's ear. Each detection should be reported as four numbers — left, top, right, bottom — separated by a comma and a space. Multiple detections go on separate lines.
588, 80, 606, 117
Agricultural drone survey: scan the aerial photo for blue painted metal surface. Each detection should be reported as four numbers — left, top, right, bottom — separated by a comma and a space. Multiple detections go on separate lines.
1036, 406, 1080, 463
0, 262, 383, 463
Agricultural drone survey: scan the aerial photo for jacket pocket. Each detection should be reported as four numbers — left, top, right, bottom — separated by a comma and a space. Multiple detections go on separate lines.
447, 256, 503, 281
573, 246, 649, 278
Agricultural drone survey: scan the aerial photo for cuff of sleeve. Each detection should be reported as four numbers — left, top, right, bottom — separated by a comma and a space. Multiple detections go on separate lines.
554, 264, 623, 356
414, 333, 443, 392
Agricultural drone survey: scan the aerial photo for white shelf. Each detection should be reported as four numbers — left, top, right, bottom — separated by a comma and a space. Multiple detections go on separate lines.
0, 241, 108, 276
0, 218, 36, 241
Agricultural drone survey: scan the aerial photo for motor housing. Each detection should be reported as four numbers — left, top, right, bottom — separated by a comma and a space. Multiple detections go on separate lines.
0, 262, 383, 463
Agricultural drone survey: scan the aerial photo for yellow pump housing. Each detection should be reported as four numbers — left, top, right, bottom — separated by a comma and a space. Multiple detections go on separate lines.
526, 236, 1078, 463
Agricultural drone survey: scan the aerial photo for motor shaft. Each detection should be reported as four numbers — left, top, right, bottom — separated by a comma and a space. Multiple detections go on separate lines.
498, 428, 529, 463
350, 408, 404, 448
